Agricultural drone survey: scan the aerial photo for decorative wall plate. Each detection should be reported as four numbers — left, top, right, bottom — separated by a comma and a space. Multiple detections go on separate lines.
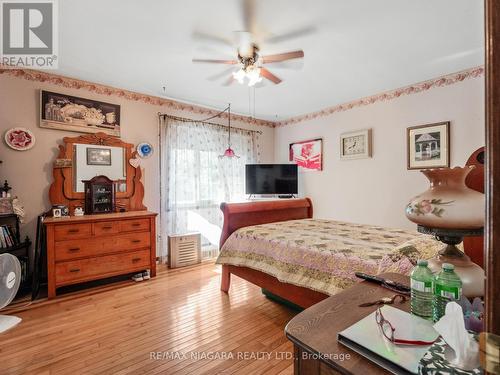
4, 128, 36, 151
137, 142, 153, 159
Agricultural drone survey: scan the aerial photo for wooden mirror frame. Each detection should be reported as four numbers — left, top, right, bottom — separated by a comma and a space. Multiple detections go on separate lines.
49, 132, 146, 213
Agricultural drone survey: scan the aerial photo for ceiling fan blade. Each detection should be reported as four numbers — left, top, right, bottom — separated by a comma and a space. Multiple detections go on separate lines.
264, 26, 316, 44
192, 58, 238, 64
262, 50, 304, 64
207, 67, 239, 82
267, 59, 304, 71
223, 76, 236, 86
260, 68, 282, 84
192, 31, 234, 49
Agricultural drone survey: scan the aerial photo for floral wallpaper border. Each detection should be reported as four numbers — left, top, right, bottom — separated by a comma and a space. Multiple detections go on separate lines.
274, 66, 485, 127
0, 65, 484, 129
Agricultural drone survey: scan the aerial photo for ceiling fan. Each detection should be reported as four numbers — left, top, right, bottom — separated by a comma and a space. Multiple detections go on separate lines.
193, 38, 304, 86
192, 1, 307, 87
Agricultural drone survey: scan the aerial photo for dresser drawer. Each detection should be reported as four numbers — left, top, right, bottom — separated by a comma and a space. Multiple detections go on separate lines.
55, 238, 103, 261
115, 232, 150, 250
120, 218, 150, 233
55, 249, 151, 285
94, 221, 120, 236
54, 223, 92, 240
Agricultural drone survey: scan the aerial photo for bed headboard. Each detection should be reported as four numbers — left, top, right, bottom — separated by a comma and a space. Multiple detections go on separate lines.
464, 147, 485, 267
219, 198, 313, 248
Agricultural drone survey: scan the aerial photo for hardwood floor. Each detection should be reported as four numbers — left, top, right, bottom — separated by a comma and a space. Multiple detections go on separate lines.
0, 263, 297, 375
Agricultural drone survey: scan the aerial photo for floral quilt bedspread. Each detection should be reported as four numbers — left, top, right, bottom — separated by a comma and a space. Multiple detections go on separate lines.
216, 219, 442, 296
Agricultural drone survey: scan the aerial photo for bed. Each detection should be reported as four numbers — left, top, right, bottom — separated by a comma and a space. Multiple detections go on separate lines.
216, 148, 485, 309
215, 199, 443, 308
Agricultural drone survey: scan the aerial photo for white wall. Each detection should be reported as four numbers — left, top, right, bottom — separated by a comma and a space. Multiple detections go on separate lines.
274, 77, 485, 229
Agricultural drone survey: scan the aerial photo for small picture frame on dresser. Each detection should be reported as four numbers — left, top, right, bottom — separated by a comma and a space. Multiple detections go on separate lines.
340, 129, 372, 160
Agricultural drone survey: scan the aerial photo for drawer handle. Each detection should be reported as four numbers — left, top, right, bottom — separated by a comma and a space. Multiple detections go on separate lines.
69, 268, 80, 273
68, 229, 80, 233
68, 248, 80, 252
131, 223, 141, 227
102, 226, 113, 230
131, 239, 141, 243
132, 258, 141, 263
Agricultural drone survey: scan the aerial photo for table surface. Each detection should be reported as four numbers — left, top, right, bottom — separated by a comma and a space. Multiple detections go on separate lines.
285, 273, 411, 375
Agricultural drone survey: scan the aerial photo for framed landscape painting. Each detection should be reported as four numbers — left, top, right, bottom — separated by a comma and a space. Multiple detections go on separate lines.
289, 138, 323, 171
407, 121, 450, 170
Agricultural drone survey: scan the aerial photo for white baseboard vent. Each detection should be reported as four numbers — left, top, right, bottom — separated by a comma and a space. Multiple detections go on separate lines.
168, 233, 201, 268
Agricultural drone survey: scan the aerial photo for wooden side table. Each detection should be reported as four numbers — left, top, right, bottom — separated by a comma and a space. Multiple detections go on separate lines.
285, 273, 410, 375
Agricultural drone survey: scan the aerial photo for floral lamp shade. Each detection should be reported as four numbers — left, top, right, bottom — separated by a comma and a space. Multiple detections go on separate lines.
405, 167, 484, 229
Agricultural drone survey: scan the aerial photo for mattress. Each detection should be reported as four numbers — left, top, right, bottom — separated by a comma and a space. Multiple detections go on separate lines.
216, 218, 442, 295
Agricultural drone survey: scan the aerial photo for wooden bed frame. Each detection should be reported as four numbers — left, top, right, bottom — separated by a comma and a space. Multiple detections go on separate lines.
219, 149, 485, 309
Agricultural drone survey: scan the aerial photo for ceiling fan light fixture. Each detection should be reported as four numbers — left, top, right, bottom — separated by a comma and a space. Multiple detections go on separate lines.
232, 65, 262, 87
232, 68, 246, 84
247, 67, 262, 87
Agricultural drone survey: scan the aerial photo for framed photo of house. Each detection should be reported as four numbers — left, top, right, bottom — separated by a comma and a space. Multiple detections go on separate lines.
40, 90, 121, 137
289, 138, 323, 171
407, 121, 450, 170
87, 148, 112, 166
340, 129, 372, 160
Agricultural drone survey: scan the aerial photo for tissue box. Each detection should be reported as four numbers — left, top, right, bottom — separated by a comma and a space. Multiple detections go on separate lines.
419, 336, 483, 375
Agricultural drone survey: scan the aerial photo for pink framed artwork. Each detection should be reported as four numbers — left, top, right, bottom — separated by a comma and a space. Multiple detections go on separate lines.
289, 138, 323, 171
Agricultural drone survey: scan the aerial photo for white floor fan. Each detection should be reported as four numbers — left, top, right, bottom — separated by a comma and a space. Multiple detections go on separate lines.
0, 253, 22, 333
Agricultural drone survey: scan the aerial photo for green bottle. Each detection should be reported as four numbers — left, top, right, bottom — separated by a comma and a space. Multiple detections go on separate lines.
433, 263, 463, 322
410, 260, 434, 319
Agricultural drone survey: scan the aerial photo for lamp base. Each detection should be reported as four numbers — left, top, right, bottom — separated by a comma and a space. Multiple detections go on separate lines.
418, 226, 485, 298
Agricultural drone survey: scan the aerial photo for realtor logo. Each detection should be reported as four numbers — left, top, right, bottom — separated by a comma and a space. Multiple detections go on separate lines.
1, 0, 58, 69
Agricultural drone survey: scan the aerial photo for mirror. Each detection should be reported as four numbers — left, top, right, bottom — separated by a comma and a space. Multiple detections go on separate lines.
73, 143, 126, 193
49, 132, 146, 213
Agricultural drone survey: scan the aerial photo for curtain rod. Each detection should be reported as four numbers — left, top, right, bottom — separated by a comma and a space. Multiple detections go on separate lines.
158, 113, 263, 134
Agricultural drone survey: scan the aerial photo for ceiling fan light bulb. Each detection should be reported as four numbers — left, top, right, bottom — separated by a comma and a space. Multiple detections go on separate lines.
233, 69, 246, 84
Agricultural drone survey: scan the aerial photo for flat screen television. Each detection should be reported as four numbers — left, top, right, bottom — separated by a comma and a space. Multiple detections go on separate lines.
245, 164, 298, 195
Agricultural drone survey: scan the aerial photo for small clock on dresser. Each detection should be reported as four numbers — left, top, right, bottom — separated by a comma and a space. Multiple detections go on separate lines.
340, 129, 372, 160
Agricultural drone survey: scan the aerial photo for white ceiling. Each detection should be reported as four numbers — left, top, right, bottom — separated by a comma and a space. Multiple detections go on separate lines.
56, 0, 484, 121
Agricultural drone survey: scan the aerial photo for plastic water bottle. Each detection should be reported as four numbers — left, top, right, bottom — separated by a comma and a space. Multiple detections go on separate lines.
433, 263, 463, 322
410, 260, 434, 320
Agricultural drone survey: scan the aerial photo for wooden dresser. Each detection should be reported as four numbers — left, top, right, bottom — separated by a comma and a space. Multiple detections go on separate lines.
44, 211, 157, 298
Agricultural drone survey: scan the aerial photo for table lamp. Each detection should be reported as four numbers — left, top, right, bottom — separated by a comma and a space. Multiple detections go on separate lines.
405, 166, 485, 297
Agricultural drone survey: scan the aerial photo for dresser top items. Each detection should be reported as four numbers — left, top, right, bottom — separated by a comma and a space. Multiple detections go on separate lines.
44, 210, 156, 225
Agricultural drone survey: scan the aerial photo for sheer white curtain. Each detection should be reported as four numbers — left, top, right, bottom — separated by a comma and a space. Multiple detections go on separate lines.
159, 116, 261, 260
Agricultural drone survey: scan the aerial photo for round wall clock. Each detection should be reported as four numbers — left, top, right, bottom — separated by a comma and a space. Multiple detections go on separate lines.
4, 128, 36, 151
137, 142, 153, 159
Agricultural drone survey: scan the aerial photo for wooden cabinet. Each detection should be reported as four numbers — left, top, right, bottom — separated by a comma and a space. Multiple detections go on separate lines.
44, 211, 157, 298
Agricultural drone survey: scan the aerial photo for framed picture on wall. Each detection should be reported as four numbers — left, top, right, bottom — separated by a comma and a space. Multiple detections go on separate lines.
407, 121, 450, 170
87, 147, 112, 166
289, 138, 323, 171
340, 129, 372, 160
40, 90, 121, 137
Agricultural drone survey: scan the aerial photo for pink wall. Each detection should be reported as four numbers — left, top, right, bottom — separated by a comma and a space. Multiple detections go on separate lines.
0, 74, 274, 248
274, 76, 485, 229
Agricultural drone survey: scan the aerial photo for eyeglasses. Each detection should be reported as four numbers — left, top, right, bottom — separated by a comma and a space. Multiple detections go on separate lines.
375, 308, 437, 346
